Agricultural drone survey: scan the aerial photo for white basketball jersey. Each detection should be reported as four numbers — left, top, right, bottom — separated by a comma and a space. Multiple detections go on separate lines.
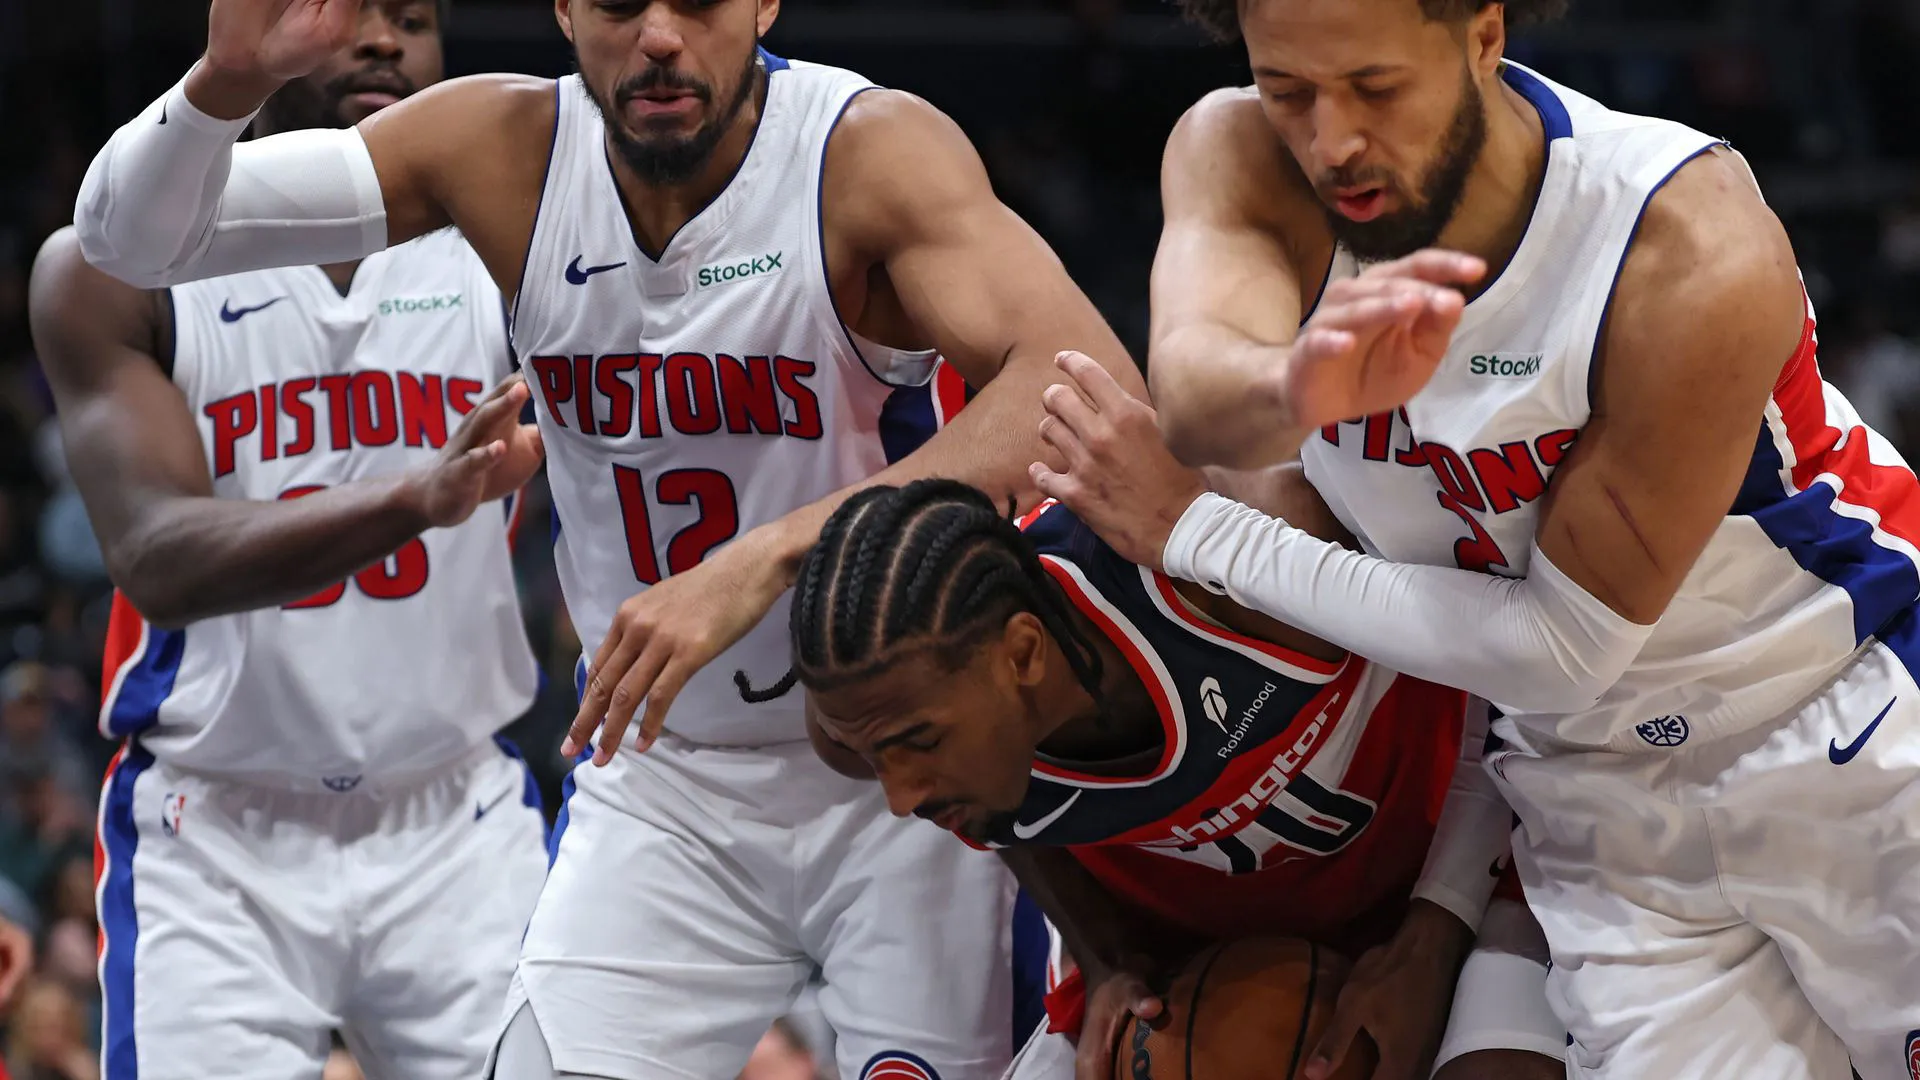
1301, 63, 1920, 752
511, 53, 965, 746
101, 229, 539, 786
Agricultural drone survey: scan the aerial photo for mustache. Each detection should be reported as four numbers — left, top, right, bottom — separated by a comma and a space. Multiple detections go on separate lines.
325, 64, 417, 102
616, 64, 714, 105
1315, 165, 1394, 198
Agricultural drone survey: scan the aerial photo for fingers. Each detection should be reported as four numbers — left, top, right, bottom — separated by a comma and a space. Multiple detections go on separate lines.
563, 622, 642, 761
1358, 249, 1486, 287
481, 371, 529, 404
1029, 461, 1077, 506
1054, 350, 1129, 411
633, 656, 691, 754
451, 379, 531, 451
1038, 411, 1092, 474
1302, 1006, 1364, 1080
1311, 286, 1433, 335
596, 645, 669, 764
1075, 1012, 1125, 1080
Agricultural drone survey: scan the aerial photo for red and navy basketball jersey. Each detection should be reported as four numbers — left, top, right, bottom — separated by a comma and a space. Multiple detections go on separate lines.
999, 502, 1468, 954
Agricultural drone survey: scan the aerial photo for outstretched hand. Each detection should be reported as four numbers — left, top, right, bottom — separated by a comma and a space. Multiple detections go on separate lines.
1272, 250, 1485, 433
563, 532, 792, 765
401, 374, 545, 530
1029, 351, 1209, 570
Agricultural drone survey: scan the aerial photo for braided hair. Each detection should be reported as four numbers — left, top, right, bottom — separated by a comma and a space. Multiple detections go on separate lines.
734, 480, 1105, 704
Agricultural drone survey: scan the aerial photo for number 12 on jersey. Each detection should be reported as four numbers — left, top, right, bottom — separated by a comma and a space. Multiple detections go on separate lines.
613, 465, 741, 584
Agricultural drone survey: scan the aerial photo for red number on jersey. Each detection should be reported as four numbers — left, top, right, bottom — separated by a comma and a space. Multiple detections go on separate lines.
277, 485, 432, 608
614, 465, 743, 584
1437, 490, 1511, 574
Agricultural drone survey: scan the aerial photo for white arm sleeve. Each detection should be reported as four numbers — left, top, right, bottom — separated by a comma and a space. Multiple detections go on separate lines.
1162, 493, 1655, 715
1410, 699, 1512, 932
74, 73, 389, 288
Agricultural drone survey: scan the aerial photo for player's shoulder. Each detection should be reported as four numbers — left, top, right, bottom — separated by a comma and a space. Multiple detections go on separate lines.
827, 86, 971, 174
1020, 500, 1117, 574
29, 226, 154, 326
1606, 148, 1802, 367
1170, 87, 1271, 154
822, 85, 991, 250
361, 73, 559, 159
1164, 88, 1319, 230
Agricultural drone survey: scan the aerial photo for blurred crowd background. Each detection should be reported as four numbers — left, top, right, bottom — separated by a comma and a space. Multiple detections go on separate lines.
0, 1, 1916, 1076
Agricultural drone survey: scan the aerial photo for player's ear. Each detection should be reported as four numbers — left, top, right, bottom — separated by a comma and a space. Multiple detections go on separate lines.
1466, 3, 1505, 80
554, 0, 575, 43
1000, 612, 1050, 690
756, 0, 780, 40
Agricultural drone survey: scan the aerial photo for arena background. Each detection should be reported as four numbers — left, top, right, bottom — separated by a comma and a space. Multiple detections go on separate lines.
0, 1, 1916, 1076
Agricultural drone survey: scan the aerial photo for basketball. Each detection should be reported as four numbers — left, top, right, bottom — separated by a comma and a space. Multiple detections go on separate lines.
1111, 937, 1377, 1080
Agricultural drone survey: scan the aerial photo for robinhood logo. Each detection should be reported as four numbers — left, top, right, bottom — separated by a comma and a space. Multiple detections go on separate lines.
1467, 352, 1542, 378
696, 252, 785, 289
378, 293, 464, 316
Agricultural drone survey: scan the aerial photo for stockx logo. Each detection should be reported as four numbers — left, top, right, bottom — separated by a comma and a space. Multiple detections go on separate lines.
696, 251, 785, 290
378, 293, 464, 317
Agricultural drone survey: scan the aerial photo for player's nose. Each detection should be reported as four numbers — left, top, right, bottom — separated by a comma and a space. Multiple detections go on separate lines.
353, 7, 404, 60
883, 782, 926, 819
633, 4, 688, 62
1307, 100, 1366, 173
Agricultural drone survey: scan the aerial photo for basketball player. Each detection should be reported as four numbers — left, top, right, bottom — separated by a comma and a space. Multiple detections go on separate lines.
27, 3, 550, 1078
1026, 1, 1920, 1077
783, 475, 1563, 1080
68, 1, 1145, 1077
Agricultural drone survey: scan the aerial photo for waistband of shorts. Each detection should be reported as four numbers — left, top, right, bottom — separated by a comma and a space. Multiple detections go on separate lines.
138, 738, 506, 797
1498, 638, 1874, 758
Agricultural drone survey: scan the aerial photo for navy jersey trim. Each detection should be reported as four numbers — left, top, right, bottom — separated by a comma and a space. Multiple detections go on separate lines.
508, 80, 563, 335
1585, 142, 1720, 412
1502, 64, 1572, 142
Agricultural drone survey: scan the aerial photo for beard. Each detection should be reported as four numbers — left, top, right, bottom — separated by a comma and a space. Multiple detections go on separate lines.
580, 44, 762, 186
258, 63, 418, 134
1319, 66, 1488, 263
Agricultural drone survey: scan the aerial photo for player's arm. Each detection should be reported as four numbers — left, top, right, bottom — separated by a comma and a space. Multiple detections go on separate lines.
1160, 149, 1809, 713
1145, 92, 1484, 472
998, 847, 1167, 987
29, 229, 538, 628
1146, 91, 1321, 469
764, 89, 1144, 567
72, 1, 534, 288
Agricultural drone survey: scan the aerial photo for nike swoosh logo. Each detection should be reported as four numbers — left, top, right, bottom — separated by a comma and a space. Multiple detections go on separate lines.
565, 256, 627, 285
219, 296, 288, 323
1829, 698, 1897, 765
474, 789, 514, 821
1011, 790, 1082, 840
158, 104, 167, 125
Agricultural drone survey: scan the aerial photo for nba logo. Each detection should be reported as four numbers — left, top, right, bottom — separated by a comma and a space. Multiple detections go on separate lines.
160, 793, 186, 837
860, 1050, 941, 1080
1905, 1029, 1920, 1080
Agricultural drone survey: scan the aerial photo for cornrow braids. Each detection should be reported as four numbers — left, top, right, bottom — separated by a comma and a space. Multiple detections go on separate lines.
732, 481, 1106, 705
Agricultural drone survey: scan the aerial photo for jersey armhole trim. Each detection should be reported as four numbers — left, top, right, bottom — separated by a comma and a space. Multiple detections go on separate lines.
1145, 570, 1347, 681
1032, 555, 1186, 788
815, 84, 904, 390
1583, 141, 1722, 413
507, 79, 564, 336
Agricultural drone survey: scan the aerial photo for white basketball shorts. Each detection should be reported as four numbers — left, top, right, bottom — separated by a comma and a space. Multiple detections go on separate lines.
95, 737, 548, 1080
505, 726, 1034, 1080
1491, 618, 1920, 1080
